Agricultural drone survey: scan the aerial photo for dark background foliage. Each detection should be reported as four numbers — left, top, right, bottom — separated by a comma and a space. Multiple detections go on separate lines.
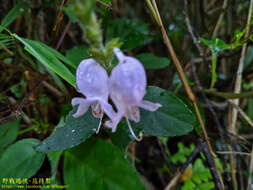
0, 0, 253, 190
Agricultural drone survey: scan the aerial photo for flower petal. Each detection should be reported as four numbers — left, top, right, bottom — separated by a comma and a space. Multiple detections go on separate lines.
76, 58, 109, 99
99, 100, 116, 120
138, 100, 162, 111
71, 97, 95, 118
104, 112, 123, 132
126, 106, 140, 122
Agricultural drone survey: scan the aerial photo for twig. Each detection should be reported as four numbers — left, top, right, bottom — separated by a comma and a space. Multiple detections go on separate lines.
188, 50, 239, 65
229, 1, 253, 189
228, 100, 253, 128
165, 144, 202, 190
42, 81, 63, 97
96, 0, 112, 10
55, 20, 72, 50
0, 43, 14, 56
184, 2, 234, 189
247, 147, 253, 190
241, 134, 253, 139
217, 151, 251, 156
184, 0, 204, 57
7, 97, 32, 124
51, 0, 70, 46
202, 142, 223, 190
230, 0, 253, 135
207, 100, 227, 110
201, 89, 253, 99
184, 0, 228, 142
0, 75, 46, 126
212, 0, 228, 37
206, 0, 217, 11
146, 0, 224, 189
237, 158, 245, 190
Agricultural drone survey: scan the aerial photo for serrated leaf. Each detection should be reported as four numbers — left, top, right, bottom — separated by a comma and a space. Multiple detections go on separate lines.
136, 53, 170, 69
0, 138, 45, 180
13, 34, 75, 87
36, 107, 99, 153
0, 119, 20, 150
64, 138, 146, 190
132, 86, 195, 136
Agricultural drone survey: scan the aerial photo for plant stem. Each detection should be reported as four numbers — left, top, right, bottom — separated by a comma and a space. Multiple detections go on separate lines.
201, 89, 253, 99
145, 0, 224, 189
229, 1, 253, 188
247, 147, 253, 190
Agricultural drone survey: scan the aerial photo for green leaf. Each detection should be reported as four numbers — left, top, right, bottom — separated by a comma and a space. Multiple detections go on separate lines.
36, 107, 99, 153
132, 86, 195, 136
199, 38, 231, 53
66, 45, 90, 68
109, 120, 136, 152
62, 5, 79, 23
106, 18, 152, 50
0, 138, 45, 180
64, 138, 146, 190
136, 53, 170, 69
0, 1, 28, 32
47, 151, 62, 176
197, 182, 214, 190
13, 34, 75, 87
0, 34, 14, 50
170, 143, 195, 164
38, 41, 75, 69
182, 180, 196, 190
41, 151, 62, 190
199, 37, 231, 88
192, 159, 212, 184
0, 119, 20, 150
99, 0, 111, 4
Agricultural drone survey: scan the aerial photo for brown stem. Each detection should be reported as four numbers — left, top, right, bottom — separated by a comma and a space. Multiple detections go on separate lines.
146, 0, 224, 189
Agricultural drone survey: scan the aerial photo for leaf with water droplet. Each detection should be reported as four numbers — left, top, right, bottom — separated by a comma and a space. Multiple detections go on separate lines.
36, 107, 99, 153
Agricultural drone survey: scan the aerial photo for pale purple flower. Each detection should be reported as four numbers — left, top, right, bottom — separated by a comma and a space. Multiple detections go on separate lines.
105, 48, 162, 140
72, 58, 115, 133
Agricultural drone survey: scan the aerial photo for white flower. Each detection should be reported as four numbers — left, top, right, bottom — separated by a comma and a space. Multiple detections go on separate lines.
105, 48, 162, 140
71, 58, 115, 133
